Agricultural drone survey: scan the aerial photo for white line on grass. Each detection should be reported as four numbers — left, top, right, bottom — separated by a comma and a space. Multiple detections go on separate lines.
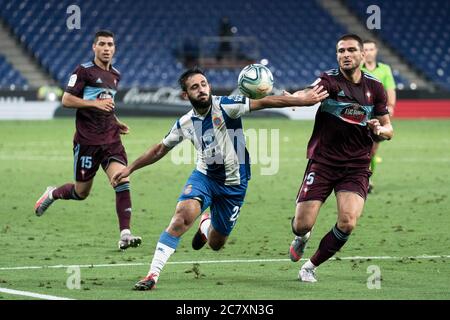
0, 287, 74, 300
0, 254, 448, 271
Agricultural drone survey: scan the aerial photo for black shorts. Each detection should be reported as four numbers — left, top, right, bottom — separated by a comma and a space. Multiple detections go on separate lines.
296, 160, 371, 203
73, 141, 127, 182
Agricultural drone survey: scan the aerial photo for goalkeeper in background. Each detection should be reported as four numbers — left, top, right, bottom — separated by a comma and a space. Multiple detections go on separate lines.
361, 39, 396, 193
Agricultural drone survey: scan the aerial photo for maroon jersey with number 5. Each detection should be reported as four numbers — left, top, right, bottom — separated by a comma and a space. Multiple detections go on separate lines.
306, 69, 388, 168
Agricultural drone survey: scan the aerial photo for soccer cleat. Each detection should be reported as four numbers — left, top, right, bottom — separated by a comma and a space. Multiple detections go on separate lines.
298, 267, 317, 283
134, 273, 158, 291
191, 212, 210, 250
34, 186, 56, 216
289, 231, 311, 262
118, 232, 142, 251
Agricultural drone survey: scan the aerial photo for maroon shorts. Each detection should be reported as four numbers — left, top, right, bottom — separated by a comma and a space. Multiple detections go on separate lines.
73, 141, 128, 182
296, 160, 371, 203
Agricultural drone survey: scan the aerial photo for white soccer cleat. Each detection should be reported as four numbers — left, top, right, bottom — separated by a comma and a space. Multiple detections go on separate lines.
34, 186, 56, 216
118, 231, 142, 251
289, 231, 311, 262
298, 267, 317, 283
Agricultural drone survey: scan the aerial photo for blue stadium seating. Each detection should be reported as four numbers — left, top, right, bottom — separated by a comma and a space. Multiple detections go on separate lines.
0, 0, 349, 89
0, 0, 430, 90
346, 0, 450, 91
0, 54, 28, 88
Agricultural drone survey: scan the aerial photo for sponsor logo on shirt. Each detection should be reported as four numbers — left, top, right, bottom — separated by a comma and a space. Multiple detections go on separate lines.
340, 103, 367, 124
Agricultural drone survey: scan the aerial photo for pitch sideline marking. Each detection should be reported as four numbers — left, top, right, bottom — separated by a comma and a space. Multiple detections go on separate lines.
0, 287, 74, 300
0, 254, 448, 271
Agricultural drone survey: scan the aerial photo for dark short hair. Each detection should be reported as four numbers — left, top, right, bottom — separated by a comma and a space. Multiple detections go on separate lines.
363, 39, 377, 47
336, 34, 364, 51
94, 30, 115, 44
178, 68, 206, 91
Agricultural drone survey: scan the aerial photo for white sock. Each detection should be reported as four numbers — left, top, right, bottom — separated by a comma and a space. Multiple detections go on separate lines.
200, 218, 211, 240
148, 242, 176, 280
302, 259, 317, 270
120, 229, 131, 237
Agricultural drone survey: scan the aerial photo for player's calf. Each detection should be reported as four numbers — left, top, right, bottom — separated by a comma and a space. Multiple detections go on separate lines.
192, 212, 210, 250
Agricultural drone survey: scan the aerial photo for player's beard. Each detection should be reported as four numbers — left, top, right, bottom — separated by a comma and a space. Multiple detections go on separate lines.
189, 94, 212, 114
340, 58, 362, 76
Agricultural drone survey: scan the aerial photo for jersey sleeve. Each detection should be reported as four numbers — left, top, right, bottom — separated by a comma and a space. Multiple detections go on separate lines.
373, 82, 389, 116
219, 95, 250, 119
65, 65, 87, 97
308, 73, 334, 94
161, 120, 185, 148
382, 65, 396, 90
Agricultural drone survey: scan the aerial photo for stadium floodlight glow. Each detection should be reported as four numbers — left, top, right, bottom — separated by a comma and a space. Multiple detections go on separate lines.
260, 59, 269, 66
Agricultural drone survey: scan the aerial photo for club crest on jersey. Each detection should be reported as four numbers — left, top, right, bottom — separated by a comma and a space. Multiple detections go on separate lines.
97, 90, 113, 100
366, 91, 372, 103
213, 116, 222, 126
340, 103, 367, 124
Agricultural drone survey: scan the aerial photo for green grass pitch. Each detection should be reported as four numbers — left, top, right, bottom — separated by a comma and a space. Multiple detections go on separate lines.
0, 118, 449, 300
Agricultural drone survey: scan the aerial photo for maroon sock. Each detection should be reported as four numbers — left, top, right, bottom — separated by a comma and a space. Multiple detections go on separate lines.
52, 183, 83, 200
310, 224, 350, 267
115, 182, 132, 231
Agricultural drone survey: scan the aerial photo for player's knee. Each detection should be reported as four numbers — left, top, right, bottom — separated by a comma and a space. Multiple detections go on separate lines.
170, 215, 188, 229
291, 217, 313, 236
337, 216, 357, 233
169, 210, 194, 233
75, 190, 89, 200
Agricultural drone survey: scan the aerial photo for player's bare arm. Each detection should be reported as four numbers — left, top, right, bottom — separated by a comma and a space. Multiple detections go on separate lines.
62, 92, 115, 112
367, 114, 394, 140
386, 88, 396, 116
114, 115, 130, 134
249, 85, 328, 111
111, 142, 170, 186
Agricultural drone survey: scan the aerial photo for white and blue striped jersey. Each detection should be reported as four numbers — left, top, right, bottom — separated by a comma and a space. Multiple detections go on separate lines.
162, 95, 251, 185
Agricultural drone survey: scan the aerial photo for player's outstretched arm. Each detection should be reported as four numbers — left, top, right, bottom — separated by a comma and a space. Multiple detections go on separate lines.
367, 115, 394, 140
110, 142, 170, 187
249, 85, 328, 111
62, 92, 115, 112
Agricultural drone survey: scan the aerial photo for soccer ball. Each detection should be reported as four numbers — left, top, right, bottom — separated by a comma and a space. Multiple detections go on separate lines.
237, 64, 274, 99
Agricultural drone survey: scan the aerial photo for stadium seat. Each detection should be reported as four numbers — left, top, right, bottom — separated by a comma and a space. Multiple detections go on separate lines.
345, 0, 450, 91
0, 0, 420, 90
0, 54, 28, 88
